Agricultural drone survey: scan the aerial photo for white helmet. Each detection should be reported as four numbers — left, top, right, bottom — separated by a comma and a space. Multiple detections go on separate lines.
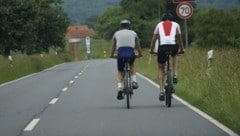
120, 19, 131, 25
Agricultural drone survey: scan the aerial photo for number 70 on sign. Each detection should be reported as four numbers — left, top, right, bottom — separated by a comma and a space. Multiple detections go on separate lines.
176, 2, 193, 19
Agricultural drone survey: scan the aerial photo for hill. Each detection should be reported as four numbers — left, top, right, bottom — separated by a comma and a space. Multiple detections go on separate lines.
62, 0, 120, 24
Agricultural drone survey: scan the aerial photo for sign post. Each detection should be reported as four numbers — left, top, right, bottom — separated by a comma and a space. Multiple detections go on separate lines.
176, 2, 194, 48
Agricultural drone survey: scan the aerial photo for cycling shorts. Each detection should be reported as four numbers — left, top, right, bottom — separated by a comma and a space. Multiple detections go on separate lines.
117, 57, 135, 72
117, 47, 135, 72
157, 44, 178, 64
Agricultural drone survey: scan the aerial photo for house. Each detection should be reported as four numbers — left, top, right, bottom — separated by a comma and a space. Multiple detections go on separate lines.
66, 25, 95, 43
65, 25, 95, 60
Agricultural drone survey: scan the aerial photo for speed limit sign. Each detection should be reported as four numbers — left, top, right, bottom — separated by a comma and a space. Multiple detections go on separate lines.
176, 2, 193, 19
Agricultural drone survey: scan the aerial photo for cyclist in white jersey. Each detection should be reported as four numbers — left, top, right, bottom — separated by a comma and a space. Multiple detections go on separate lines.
150, 13, 184, 101
110, 20, 142, 100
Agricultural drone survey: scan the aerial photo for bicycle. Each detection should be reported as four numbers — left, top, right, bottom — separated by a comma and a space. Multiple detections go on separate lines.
165, 51, 174, 107
122, 58, 133, 109
112, 55, 140, 109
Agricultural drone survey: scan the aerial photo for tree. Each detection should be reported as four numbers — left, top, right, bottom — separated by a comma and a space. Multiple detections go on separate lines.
191, 8, 240, 48
0, 0, 70, 56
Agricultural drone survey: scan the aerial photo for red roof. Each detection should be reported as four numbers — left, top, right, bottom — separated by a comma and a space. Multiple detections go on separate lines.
65, 25, 95, 38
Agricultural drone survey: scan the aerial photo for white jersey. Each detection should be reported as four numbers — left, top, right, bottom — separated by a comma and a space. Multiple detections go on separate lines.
154, 21, 181, 45
112, 29, 138, 49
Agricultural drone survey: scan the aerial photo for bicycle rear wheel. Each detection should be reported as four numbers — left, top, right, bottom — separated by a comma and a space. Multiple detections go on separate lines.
124, 70, 131, 109
165, 70, 172, 107
165, 88, 171, 107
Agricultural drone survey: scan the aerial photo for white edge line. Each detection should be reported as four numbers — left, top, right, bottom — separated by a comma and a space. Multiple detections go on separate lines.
49, 98, 59, 104
24, 118, 40, 131
137, 72, 239, 136
0, 63, 65, 87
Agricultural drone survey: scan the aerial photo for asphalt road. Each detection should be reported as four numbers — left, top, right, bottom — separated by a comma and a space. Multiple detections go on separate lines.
0, 59, 235, 136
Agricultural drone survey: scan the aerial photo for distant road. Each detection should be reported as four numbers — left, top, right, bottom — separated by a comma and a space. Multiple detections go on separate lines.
0, 59, 236, 136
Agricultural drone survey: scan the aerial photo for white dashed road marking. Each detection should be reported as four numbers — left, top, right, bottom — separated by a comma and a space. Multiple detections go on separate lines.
49, 98, 59, 105
24, 118, 40, 131
69, 80, 74, 84
62, 87, 68, 92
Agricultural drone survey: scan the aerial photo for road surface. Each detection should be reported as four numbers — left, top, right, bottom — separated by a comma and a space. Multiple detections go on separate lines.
0, 59, 236, 136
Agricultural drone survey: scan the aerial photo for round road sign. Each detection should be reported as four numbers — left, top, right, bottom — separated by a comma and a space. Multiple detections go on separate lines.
176, 2, 193, 19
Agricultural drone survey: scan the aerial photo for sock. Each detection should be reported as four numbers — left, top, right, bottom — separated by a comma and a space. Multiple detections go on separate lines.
131, 75, 137, 82
118, 83, 122, 88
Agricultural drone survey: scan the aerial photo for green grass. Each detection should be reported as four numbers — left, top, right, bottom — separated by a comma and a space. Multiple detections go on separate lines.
176, 48, 240, 134
73, 39, 112, 60
0, 52, 71, 84
0, 40, 239, 134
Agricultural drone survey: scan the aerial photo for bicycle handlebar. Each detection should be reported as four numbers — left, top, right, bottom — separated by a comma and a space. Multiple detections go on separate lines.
149, 50, 185, 55
110, 54, 142, 59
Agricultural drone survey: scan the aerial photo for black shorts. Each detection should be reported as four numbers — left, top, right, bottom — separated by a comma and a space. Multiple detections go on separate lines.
117, 57, 135, 72
157, 44, 178, 64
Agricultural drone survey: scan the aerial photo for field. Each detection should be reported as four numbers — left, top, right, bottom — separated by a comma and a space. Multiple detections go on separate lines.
0, 39, 239, 134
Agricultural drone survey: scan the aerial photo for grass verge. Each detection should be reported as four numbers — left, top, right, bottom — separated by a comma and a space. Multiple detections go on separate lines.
0, 52, 71, 84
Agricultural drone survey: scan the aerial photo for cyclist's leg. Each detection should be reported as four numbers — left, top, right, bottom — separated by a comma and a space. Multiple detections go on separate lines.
157, 46, 167, 101
117, 57, 124, 90
171, 44, 179, 83
129, 57, 138, 89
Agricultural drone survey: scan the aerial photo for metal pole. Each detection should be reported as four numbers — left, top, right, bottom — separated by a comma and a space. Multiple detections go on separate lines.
158, 0, 161, 21
184, 19, 189, 48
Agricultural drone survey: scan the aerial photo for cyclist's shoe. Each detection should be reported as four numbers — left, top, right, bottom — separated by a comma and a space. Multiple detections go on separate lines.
117, 91, 124, 100
159, 92, 165, 101
132, 82, 139, 89
173, 75, 178, 84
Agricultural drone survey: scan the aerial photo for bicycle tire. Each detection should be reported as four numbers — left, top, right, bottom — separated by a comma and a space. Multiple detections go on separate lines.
124, 68, 131, 109
165, 69, 172, 107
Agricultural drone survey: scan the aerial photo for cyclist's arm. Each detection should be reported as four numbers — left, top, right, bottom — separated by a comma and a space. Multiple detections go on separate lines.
176, 28, 184, 54
135, 38, 142, 57
150, 34, 158, 53
110, 39, 117, 57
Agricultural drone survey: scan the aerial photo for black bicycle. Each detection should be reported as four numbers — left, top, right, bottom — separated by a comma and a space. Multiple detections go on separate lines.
122, 58, 133, 109
165, 51, 174, 107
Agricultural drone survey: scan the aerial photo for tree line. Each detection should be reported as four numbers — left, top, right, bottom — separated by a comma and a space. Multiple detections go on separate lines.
0, 0, 70, 57
96, 0, 240, 48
